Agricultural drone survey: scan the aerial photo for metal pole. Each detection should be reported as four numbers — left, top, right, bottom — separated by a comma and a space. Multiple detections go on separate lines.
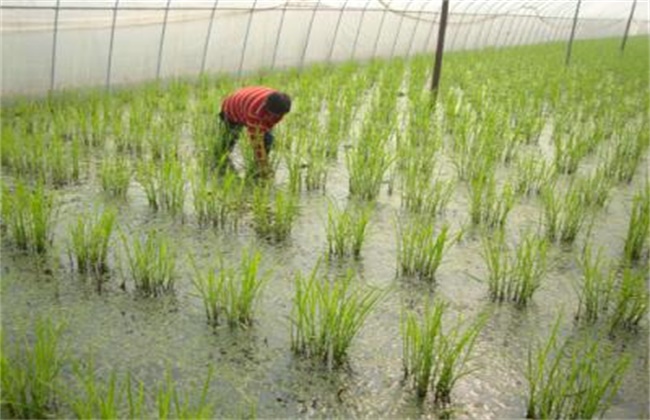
371, 0, 389, 58
156, 0, 172, 80
200, 0, 220, 75
406, 1, 429, 58
621, 0, 637, 52
106, 0, 119, 90
475, 2, 502, 49
494, 12, 514, 47
565, 0, 582, 66
327, 0, 350, 63
50, 0, 61, 92
448, 1, 474, 50
300, 0, 321, 69
483, 3, 507, 47
271, 0, 289, 69
389, 0, 414, 59
350, 0, 371, 61
238, 0, 258, 77
422, 8, 438, 53
431, 0, 449, 98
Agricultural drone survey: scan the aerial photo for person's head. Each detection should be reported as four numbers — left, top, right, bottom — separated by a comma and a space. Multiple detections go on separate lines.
265, 92, 292, 116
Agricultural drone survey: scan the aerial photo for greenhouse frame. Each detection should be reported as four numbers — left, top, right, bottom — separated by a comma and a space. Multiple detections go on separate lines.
1, 1, 649, 419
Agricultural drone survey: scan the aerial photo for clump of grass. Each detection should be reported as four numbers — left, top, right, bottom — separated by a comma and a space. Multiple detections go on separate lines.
122, 230, 176, 296
512, 154, 555, 197
155, 367, 215, 419
69, 359, 123, 419
1, 318, 66, 419
100, 155, 131, 199
397, 217, 459, 282
191, 248, 267, 328
346, 124, 393, 201
290, 264, 386, 368
541, 184, 591, 244
401, 171, 455, 217
304, 137, 329, 192
482, 230, 548, 306
552, 121, 588, 175
609, 267, 649, 332
1, 181, 55, 254
251, 184, 299, 242
68, 208, 116, 275
468, 171, 515, 230
575, 245, 616, 323
191, 168, 246, 230
575, 167, 612, 209
401, 299, 486, 406
603, 124, 649, 183
326, 200, 373, 259
68, 361, 215, 419
136, 158, 186, 217
623, 181, 650, 264
525, 317, 630, 419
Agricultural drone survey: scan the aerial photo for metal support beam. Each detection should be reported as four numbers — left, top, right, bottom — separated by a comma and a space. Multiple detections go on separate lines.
350, 0, 371, 61
565, 0, 582, 66
106, 0, 120, 90
327, 0, 349, 63
156, 0, 172, 80
389, 0, 414, 59
300, 0, 321, 69
431, 0, 449, 99
200, 0, 219, 75
50, 0, 61, 92
271, 1, 289, 69
621, 0, 637, 52
238, 0, 258, 77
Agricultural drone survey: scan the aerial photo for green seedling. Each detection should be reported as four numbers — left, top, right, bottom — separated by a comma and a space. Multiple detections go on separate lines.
100, 154, 131, 199
1, 181, 55, 254
122, 230, 176, 296
68, 208, 116, 276
191, 249, 267, 328
1, 318, 66, 419
525, 317, 630, 419
401, 299, 487, 405
326, 200, 373, 259
290, 263, 385, 368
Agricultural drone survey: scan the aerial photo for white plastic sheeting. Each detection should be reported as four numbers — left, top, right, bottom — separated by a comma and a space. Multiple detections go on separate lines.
1, 1, 648, 96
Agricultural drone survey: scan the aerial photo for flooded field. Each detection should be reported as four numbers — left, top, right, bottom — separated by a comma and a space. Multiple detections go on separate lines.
2, 37, 649, 419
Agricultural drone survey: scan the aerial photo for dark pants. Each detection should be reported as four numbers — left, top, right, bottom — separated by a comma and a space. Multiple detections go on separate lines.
218, 112, 274, 155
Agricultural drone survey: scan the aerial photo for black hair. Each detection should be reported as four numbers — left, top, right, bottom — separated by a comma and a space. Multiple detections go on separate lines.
266, 92, 292, 115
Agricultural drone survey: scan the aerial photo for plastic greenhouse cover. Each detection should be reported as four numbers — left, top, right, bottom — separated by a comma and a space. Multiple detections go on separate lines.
1, 0, 648, 21
1, 1, 647, 34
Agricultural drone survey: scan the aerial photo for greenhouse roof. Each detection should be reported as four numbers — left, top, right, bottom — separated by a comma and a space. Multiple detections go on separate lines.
1, 0, 648, 22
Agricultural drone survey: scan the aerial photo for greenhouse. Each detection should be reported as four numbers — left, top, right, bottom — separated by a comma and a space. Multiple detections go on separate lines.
1, 0, 649, 418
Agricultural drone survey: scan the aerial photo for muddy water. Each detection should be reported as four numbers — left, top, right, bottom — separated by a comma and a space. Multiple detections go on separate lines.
1, 142, 649, 418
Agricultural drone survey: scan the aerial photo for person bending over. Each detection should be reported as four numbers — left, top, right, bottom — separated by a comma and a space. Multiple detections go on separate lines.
218, 86, 291, 178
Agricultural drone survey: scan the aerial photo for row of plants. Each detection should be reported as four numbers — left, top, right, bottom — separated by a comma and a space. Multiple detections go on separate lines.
2, 304, 634, 418
1, 36, 648, 419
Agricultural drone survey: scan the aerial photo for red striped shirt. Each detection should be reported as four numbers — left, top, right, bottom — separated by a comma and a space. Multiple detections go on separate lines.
221, 86, 284, 136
